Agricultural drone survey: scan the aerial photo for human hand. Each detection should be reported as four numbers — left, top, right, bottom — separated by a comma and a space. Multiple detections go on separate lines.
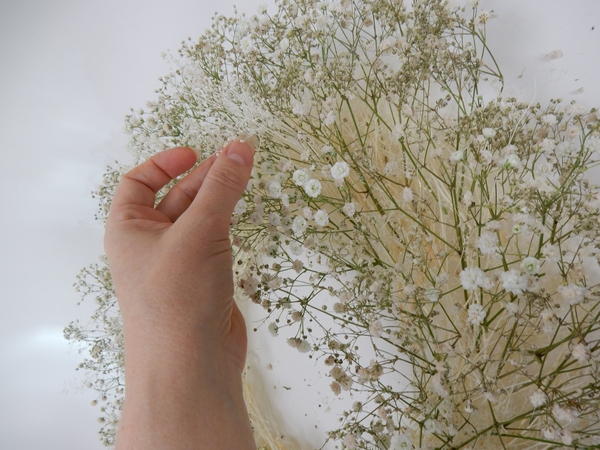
104, 140, 257, 449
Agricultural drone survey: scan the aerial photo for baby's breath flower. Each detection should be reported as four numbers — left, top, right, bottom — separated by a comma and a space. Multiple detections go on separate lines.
542, 114, 557, 125
302, 206, 314, 220
500, 270, 528, 295
552, 403, 579, 424
481, 127, 496, 139
571, 343, 590, 363
268, 181, 283, 198
390, 433, 412, 449
520, 257, 540, 274
460, 267, 485, 291
292, 216, 308, 236
289, 240, 303, 256
268, 322, 278, 336
449, 149, 464, 162
314, 210, 329, 227
268, 212, 281, 226
558, 284, 587, 305
499, 154, 521, 169
529, 390, 548, 408
477, 232, 499, 255
303, 179, 322, 198
292, 169, 311, 186
467, 303, 486, 326
330, 161, 350, 180
560, 428, 573, 445
343, 202, 355, 217
369, 320, 383, 338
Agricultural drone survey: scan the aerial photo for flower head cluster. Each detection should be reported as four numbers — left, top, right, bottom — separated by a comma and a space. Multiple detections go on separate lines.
72, 0, 600, 448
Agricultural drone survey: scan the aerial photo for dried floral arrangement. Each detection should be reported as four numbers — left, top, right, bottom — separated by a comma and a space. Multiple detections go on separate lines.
65, 0, 600, 448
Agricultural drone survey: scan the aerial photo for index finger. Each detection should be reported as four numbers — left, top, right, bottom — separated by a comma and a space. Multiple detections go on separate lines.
111, 147, 198, 210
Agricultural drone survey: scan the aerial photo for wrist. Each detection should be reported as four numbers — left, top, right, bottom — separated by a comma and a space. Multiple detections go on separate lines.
116, 330, 254, 449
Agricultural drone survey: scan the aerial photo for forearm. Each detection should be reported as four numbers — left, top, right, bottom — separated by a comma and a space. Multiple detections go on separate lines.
115, 328, 256, 450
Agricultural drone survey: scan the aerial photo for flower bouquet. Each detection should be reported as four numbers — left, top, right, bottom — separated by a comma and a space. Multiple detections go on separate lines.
66, 0, 600, 448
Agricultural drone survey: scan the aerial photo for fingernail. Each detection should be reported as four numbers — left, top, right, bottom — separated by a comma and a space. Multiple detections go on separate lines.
225, 137, 257, 167
237, 134, 260, 150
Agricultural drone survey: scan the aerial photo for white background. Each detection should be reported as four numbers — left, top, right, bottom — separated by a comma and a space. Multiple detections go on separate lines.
0, 1, 599, 449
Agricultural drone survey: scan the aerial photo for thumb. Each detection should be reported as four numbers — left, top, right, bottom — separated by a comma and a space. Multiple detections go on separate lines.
179, 138, 255, 237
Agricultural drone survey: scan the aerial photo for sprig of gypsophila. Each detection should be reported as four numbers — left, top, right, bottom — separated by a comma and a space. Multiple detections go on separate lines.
64, 256, 123, 446
72, 0, 600, 448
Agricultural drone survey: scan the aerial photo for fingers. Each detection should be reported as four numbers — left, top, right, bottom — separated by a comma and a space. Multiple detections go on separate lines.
177, 139, 255, 238
155, 152, 217, 222
110, 147, 198, 212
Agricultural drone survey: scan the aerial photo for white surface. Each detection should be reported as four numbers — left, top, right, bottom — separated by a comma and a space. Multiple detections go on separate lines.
0, 1, 598, 449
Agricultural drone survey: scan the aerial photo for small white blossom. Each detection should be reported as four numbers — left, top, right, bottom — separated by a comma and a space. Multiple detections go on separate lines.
449, 149, 464, 162
342, 434, 356, 449
292, 168, 311, 186
560, 428, 573, 445
520, 257, 540, 274
302, 206, 313, 220
241, 276, 259, 295
268, 322, 278, 336
268, 181, 283, 198
402, 187, 414, 203
571, 343, 590, 363
287, 337, 311, 353
279, 37, 289, 51
462, 190, 474, 206
467, 303, 486, 326
540, 309, 558, 334
477, 232, 498, 255
558, 284, 587, 305
529, 390, 548, 408
542, 425, 559, 440
480, 149, 493, 164
390, 433, 412, 449
268, 212, 281, 226
542, 114, 557, 125
424, 418, 442, 435
314, 209, 329, 226
304, 178, 322, 197
541, 243, 559, 261
343, 202, 356, 217
504, 301, 519, 315
552, 403, 578, 424
500, 270, 528, 295
290, 241, 304, 256
292, 216, 308, 236
292, 259, 303, 273
500, 154, 521, 169
460, 267, 486, 291
431, 372, 448, 397
369, 320, 383, 338
482, 127, 496, 139
485, 220, 502, 232
239, 36, 253, 54
330, 161, 350, 180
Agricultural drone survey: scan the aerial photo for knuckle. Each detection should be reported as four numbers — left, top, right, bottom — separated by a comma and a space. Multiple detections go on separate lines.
206, 165, 245, 193
174, 182, 198, 203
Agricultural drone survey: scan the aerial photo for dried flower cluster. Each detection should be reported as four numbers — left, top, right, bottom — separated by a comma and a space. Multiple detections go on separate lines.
66, 0, 600, 448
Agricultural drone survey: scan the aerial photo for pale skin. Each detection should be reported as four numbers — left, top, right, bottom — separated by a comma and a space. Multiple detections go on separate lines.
104, 140, 257, 449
